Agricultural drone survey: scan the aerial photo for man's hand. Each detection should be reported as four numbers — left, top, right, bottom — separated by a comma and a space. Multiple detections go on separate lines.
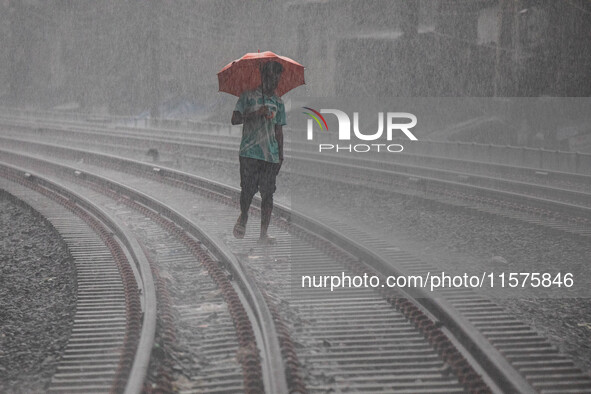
275, 124, 283, 175
257, 106, 276, 119
256, 106, 270, 117
275, 158, 283, 175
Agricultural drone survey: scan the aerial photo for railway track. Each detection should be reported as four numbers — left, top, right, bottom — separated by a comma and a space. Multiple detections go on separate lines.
1, 138, 590, 392
0, 110, 589, 194
0, 166, 153, 393
0, 162, 288, 393
0, 117, 590, 239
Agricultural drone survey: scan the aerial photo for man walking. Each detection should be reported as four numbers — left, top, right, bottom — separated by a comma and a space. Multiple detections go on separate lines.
231, 61, 285, 245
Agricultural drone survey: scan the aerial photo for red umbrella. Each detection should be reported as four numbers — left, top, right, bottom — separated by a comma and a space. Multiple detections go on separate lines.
217, 51, 305, 97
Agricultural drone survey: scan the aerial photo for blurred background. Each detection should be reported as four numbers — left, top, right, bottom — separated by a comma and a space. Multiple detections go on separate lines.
0, 0, 589, 148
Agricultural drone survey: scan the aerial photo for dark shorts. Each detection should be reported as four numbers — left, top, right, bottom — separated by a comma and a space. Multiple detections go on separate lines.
239, 156, 278, 197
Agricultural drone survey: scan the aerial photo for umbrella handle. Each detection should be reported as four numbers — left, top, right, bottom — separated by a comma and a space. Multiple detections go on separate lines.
259, 61, 265, 103
259, 61, 267, 116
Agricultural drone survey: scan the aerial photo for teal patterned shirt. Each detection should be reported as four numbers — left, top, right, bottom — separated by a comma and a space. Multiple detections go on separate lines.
234, 87, 286, 163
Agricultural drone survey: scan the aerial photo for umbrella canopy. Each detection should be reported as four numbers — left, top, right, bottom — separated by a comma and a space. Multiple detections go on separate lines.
217, 51, 305, 97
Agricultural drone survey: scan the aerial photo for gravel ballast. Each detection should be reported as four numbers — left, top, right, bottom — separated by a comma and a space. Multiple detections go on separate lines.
0, 192, 76, 393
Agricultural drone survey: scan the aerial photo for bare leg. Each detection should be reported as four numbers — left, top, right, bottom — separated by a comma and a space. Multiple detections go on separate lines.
259, 192, 275, 244
257, 159, 277, 244
235, 157, 258, 238
239, 189, 253, 225
260, 205, 272, 238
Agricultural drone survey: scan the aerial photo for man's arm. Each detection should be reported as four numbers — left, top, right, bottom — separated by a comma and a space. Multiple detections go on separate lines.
275, 124, 284, 174
231, 111, 243, 125
275, 124, 284, 160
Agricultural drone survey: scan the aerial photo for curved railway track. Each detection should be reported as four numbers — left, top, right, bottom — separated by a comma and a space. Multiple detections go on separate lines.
0, 162, 288, 393
1, 130, 590, 393
0, 115, 589, 239
0, 110, 589, 192
0, 166, 153, 393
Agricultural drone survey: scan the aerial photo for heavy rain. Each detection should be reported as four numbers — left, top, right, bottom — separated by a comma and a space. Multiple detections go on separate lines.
1, 1, 591, 393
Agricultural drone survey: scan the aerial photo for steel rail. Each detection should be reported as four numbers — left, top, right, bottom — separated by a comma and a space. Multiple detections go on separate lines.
1, 135, 589, 232
1, 110, 591, 390
0, 149, 538, 392
0, 147, 485, 393
1, 112, 590, 189
0, 163, 156, 394
1, 106, 591, 177
0, 158, 289, 393
2, 133, 591, 392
